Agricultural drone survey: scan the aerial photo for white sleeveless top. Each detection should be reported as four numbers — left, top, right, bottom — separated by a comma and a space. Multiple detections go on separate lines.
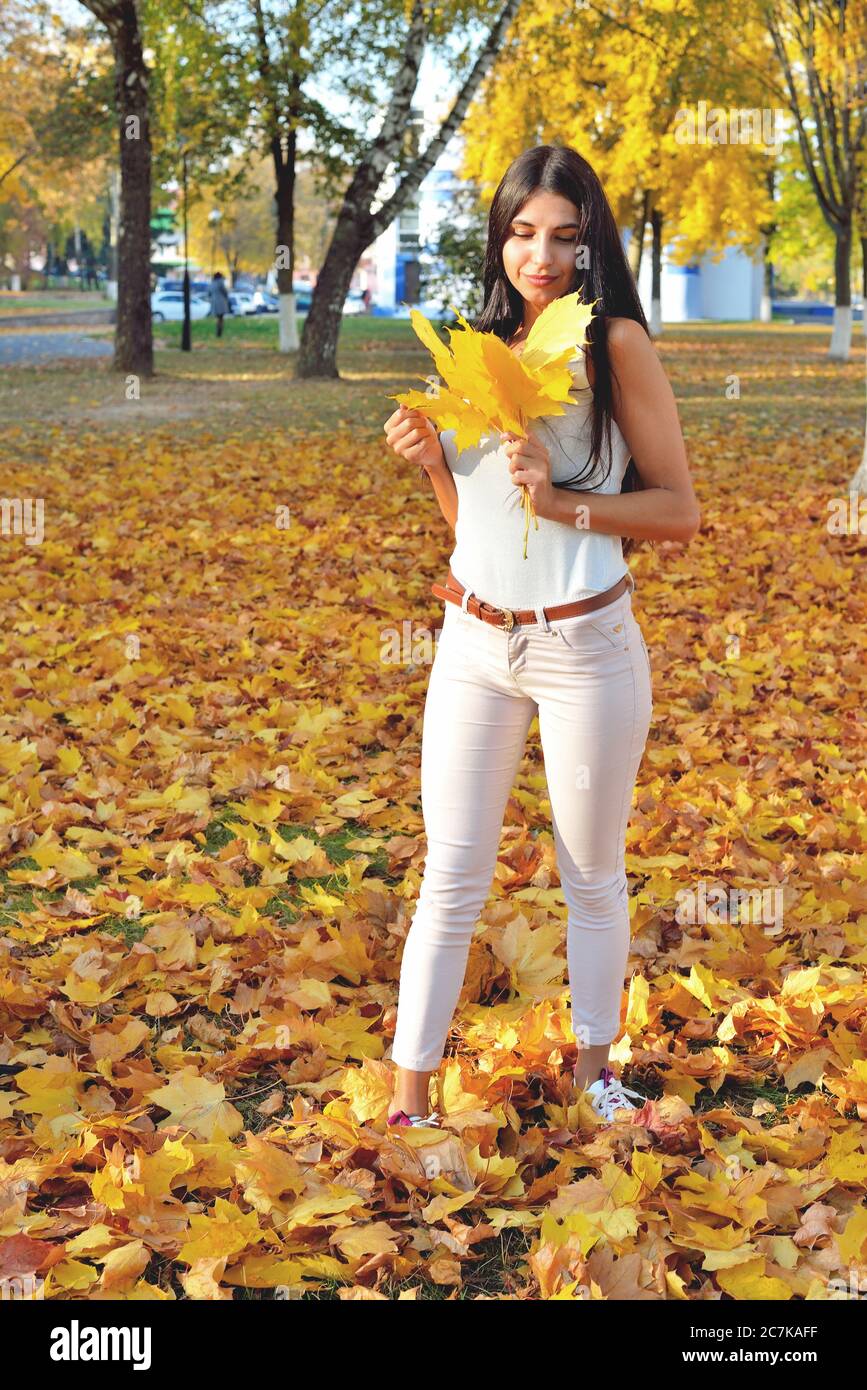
440, 353, 632, 610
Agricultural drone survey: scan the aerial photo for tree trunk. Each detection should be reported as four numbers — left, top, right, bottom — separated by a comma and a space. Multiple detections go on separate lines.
109, 0, 153, 377
851, 323, 867, 494
828, 222, 852, 361
760, 168, 776, 324
764, 8, 861, 363
104, 169, 119, 301
760, 248, 773, 323
627, 190, 649, 280
252, 0, 302, 355
273, 133, 298, 353
297, 213, 363, 379
650, 207, 663, 337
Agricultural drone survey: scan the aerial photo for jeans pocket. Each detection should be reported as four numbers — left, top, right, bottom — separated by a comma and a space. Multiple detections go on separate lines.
554, 609, 630, 653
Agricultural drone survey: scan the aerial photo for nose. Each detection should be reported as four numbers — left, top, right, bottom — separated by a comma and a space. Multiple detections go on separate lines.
527, 246, 554, 273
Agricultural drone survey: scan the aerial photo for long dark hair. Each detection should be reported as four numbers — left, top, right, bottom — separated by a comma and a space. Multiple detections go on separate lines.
472, 144, 650, 560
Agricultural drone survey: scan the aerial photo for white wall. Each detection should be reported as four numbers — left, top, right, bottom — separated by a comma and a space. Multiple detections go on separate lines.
699, 245, 763, 320
374, 218, 398, 310
633, 233, 763, 322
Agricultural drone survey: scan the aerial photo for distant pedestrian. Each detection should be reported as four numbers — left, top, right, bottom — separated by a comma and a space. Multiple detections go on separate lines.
362, 286, 372, 312
210, 272, 231, 337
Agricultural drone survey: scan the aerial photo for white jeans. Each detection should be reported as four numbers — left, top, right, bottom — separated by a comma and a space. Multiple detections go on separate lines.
391, 574, 653, 1072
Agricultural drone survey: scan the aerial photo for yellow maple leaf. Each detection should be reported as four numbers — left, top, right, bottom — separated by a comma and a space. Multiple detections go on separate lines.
493, 917, 565, 997
330, 1222, 400, 1260
826, 1128, 867, 1185
177, 1196, 266, 1264
341, 1058, 392, 1122
101, 1240, 151, 1290
13, 1059, 86, 1119
27, 833, 95, 883
56, 745, 83, 775
715, 1257, 793, 1300
837, 1204, 867, 1263
145, 1067, 244, 1140
90, 1018, 151, 1062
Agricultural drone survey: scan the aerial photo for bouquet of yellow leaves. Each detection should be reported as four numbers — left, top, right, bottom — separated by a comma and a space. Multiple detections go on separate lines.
388, 290, 596, 557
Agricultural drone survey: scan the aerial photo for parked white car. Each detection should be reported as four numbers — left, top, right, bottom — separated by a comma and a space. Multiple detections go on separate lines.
342, 290, 368, 315
250, 288, 277, 313
151, 290, 211, 323
228, 290, 258, 315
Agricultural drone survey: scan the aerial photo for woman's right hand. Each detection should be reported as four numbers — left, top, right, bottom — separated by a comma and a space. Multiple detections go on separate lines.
383, 405, 445, 473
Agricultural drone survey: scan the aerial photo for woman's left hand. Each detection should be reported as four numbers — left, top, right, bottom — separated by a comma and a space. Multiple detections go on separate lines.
502, 430, 554, 518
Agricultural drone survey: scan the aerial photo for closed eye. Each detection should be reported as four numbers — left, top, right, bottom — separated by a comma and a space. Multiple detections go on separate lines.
512, 234, 577, 243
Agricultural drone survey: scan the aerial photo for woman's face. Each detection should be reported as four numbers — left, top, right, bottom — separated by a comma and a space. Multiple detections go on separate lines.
501, 189, 582, 317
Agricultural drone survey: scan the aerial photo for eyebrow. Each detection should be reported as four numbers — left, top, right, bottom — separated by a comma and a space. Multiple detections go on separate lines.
512, 219, 580, 229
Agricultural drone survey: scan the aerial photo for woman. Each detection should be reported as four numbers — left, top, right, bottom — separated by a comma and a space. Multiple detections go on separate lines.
210, 272, 231, 338
382, 145, 699, 1128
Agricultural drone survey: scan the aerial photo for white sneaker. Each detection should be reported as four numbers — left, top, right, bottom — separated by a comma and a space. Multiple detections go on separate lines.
583, 1067, 645, 1122
387, 1108, 442, 1128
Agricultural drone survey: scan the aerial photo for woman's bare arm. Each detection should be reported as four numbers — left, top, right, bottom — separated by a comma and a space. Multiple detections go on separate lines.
384, 406, 458, 532
538, 318, 700, 542
424, 452, 458, 532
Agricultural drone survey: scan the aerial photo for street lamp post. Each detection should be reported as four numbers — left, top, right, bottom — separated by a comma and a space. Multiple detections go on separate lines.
181, 145, 191, 352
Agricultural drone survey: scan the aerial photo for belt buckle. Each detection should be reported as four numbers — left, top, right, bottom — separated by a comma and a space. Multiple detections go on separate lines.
500, 607, 515, 632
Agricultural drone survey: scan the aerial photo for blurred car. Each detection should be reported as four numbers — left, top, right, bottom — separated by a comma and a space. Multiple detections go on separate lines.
228, 290, 258, 315
251, 289, 279, 313
151, 290, 211, 322
342, 290, 367, 315
257, 286, 313, 312
156, 278, 212, 298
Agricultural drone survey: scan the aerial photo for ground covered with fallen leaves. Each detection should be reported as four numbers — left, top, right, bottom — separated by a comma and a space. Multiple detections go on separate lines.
1, 324, 866, 1300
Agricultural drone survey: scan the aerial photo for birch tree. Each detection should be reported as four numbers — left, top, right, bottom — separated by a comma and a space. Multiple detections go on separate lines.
295, 0, 524, 376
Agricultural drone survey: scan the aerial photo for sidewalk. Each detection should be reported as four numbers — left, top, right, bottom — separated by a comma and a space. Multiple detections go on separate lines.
0, 307, 115, 329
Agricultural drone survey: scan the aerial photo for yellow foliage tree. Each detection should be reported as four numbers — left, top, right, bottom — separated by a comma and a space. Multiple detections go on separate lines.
459, 0, 777, 334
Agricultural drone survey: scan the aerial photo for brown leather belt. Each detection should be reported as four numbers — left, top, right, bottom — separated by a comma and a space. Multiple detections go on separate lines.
430, 569, 631, 632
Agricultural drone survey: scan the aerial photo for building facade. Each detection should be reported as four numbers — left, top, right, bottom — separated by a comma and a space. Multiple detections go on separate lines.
634, 236, 765, 322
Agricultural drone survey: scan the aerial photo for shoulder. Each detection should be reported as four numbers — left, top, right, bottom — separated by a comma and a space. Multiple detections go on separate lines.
584, 316, 653, 389
607, 316, 652, 365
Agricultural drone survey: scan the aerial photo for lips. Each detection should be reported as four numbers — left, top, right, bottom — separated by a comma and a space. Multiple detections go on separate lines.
525, 275, 556, 285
